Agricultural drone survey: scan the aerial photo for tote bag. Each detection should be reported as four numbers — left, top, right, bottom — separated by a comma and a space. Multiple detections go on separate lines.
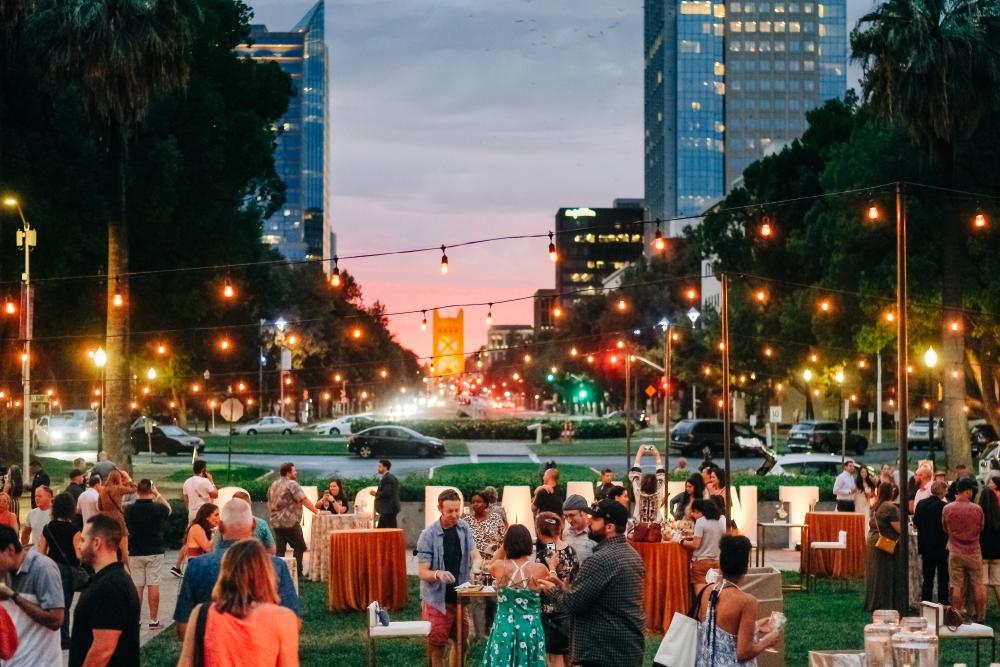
654, 585, 708, 667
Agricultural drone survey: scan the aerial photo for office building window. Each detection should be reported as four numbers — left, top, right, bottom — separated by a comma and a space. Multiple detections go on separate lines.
760, 21, 772, 31
804, 59, 815, 70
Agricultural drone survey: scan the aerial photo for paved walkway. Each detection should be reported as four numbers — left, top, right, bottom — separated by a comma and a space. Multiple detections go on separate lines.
466, 441, 539, 464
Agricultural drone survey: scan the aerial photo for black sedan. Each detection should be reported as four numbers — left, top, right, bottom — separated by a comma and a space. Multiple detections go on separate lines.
130, 424, 205, 456
787, 420, 868, 455
347, 426, 445, 458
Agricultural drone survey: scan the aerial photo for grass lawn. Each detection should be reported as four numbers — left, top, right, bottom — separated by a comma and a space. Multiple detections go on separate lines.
201, 434, 469, 457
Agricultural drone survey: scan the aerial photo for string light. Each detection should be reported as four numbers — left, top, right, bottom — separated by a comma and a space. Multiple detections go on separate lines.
287, 333, 298, 346
222, 278, 235, 299
866, 200, 880, 222
810, 353, 819, 363
191, 384, 200, 393
763, 346, 773, 357
586, 355, 594, 363
3, 297, 14, 316
685, 287, 698, 301
818, 299, 831, 313
754, 289, 767, 303
948, 319, 961, 332
617, 298, 626, 311
858, 359, 867, 369
379, 369, 388, 378
523, 354, 532, 363
759, 217, 773, 238
548, 231, 558, 262
570, 347, 578, 357
974, 206, 988, 229
421, 311, 427, 331
330, 257, 342, 287
112, 277, 123, 308
156, 343, 167, 355
653, 220, 666, 251
218, 337, 231, 351
440, 245, 449, 275
352, 327, 362, 339
884, 311, 895, 322
486, 304, 493, 325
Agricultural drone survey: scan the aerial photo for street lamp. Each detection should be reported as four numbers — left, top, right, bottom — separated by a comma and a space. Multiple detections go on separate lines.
924, 346, 938, 457
93, 347, 107, 454
658, 317, 672, 468
3, 196, 35, 476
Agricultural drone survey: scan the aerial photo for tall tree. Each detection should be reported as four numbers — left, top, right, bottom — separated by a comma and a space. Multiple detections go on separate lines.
851, 0, 1000, 466
33, 0, 197, 467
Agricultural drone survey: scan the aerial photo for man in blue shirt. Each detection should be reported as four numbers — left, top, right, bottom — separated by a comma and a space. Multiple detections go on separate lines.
173, 498, 298, 638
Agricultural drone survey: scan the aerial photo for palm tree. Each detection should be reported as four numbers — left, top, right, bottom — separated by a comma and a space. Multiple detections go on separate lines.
33, 0, 196, 467
851, 0, 1000, 467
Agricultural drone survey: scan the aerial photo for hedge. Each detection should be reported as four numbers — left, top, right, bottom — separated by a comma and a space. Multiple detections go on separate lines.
350, 418, 631, 440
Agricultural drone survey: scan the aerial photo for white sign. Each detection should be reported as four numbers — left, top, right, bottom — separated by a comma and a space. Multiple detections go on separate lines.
220, 398, 244, 423
768, 406, 782, 424
749, 414, 758, 427
281, 349, 292, 372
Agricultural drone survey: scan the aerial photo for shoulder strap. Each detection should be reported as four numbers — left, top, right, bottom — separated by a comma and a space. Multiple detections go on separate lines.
192, 604, 210, 667
688, 584, 710, 618
44, 524, 72, 563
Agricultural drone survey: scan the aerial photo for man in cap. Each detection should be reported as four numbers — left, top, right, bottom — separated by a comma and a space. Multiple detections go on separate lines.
942, 477, 986, 621
561, 494, 596, 563
540, 499, 645, 667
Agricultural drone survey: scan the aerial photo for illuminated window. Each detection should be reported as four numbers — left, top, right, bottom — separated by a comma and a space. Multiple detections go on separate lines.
657, 70, 664, 83
657, 112, 663, 122
760, 21, 772, 31
714, 4, 726, 17
680, 40, 702, 53
714, 62, 725, 75
774, 2, 785, 10
775, 40, 786, 51
804, 60, 815, 70
818, 3, 825, 16
680, 1, 712, 13
789, 21, 801, 31
774, 20, 786, 31
805, 40, 815, 51
745, 20, 757, 32
818, 24, 827, 35
691, 101, 702, 110
714, 23, 724, 36
804, 2, 814, 10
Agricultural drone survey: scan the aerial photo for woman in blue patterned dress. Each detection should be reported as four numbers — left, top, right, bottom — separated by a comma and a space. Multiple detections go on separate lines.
482, 525, 547, 667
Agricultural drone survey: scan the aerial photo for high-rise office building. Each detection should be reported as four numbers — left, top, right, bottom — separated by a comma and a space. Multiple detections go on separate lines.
644, 0, 846, 235
236, 1, 330, 262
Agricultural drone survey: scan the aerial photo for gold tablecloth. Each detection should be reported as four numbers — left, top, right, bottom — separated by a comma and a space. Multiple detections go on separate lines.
629, 540, 691, 633
307, 512, 372, 582
328, 529, 408, 611
803, 511, 867, 578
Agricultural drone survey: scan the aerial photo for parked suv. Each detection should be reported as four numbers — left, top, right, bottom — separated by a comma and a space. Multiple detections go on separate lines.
786, 420, 868, 455
670, 419, 771, 457
907, 417, 944, 449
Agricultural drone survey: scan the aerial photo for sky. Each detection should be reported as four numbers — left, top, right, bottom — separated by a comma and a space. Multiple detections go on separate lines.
248, 0, 872, 361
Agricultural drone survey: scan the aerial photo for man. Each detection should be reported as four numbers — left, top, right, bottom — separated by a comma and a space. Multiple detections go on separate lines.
64, 469, 86, 501
70, 515, 140, 666
372, 459, 400, 528
0, 525, 64, 666
562, 494, 596, 563
911, 464, 934, 511
267, 462, 317, 576
77, 474, 102, 524
27, 460, 49, 510
913, 479, 949, 604
532, 467, 564, 517
174, 498, 298, 638
542, 499, 645, 667
595, 469, 616, 501
124, 479, 172, 629
211, 490, 276, 553
673, 457, 689, 475
416, 489, 476, 667
21, 486, 53, 546
942, 477, 986, 621
91, 451, 117, 482
609, 485, 629, 508
947, 463, 971, 502
834, 460, 857, 512
171, 460, 218, 577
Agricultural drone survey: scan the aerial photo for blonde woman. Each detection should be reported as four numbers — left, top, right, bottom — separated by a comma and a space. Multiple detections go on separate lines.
0, 494, 18, 531
179, 539, 299, 666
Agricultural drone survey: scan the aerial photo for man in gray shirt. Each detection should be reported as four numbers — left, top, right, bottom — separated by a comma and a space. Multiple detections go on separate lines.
0, 525, 64, 665
561, 495, 596, 563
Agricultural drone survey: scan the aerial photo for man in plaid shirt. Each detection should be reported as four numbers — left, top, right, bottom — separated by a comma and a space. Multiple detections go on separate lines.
540, 499, 645, 667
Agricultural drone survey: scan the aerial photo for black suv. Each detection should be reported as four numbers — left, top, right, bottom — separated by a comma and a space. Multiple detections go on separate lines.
670, 419, 772, 457
786, 420, 868, 455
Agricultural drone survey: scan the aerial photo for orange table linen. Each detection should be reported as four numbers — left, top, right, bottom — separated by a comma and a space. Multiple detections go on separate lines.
328, 529, 408, 611
629, 540, 691, 633
802, 511, 867, 578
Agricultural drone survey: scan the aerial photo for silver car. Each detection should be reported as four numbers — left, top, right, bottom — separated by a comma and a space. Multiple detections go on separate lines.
234, 416, 300, 436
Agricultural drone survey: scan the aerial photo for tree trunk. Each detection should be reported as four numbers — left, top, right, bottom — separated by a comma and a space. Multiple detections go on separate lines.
103, 122, 131, 472
175, 390, 187, 428
966, 339, 1000, 433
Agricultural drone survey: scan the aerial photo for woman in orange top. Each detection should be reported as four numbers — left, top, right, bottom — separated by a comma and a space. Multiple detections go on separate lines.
178, 539, 299, 667
184, 503, 219, 557
0, 494, 18, 531
98, 469, 137, 564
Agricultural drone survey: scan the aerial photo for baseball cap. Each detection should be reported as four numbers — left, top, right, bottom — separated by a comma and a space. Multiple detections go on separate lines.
562, 494, 589, 512
582, 499, 629, 530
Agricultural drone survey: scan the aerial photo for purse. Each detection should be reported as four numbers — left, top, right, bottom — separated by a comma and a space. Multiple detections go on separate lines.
874, 522, 898, 554
942, 605, 966, 629
653, 585, 709, 667
630, 522, 663, 543
45, 525, 90, 591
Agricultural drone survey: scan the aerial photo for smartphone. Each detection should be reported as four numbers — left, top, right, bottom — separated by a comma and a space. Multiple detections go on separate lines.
545, 543, 556, 553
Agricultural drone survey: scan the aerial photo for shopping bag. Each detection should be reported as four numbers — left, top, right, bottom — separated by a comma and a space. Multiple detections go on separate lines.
653, 611, 699, 667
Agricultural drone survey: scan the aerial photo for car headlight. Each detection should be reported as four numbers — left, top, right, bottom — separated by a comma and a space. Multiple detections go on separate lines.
51, 431, 61, 441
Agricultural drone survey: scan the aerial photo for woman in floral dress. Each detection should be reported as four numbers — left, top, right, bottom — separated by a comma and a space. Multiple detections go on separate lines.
534, 512, 578, 667
482, 525, 547, 667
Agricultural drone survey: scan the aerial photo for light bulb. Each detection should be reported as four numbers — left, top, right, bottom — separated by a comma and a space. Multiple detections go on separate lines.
223, 279, 235, 299
486, 304, 493, 325
421, 311, 427, 331
3, 298, 14, 316
866, 201, 879, 222
974, 209, 987, 229
548, 232, 558, 262
617, 298, 626, 311
112, 292, 123, 308
759, 221, 773, 237
553, 306, 562, 318
440, 245, 449, 274
330, 269, 342, 288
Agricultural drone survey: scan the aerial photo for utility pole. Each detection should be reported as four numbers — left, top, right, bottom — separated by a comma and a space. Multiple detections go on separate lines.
721, 272, 732, 519
3, 199, 35, 476
895, 181, 911, 615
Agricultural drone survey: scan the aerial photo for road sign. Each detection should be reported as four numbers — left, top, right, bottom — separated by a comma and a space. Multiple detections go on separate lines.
645, 385, 657, 398
220, 398, 244, 423
768, 406, 782, 424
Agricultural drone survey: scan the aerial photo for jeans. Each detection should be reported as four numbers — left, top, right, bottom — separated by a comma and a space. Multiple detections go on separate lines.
921, 551, 949, 604
836, 500, 855, 512
56, 563, 75, 649
273, 524, 307, 577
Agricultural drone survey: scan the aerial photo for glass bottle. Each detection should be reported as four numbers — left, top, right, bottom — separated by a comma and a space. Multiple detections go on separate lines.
864, 609, 900, 667
891, 624, 938, 667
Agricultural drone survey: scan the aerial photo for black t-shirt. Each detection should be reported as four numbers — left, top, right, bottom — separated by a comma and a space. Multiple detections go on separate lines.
442, 525, 462, 604
124, 499, 169, 556
65, 482, 86, 501
534, 488, 565, 516
70, 562, 140, 667
42, 520, 80, 566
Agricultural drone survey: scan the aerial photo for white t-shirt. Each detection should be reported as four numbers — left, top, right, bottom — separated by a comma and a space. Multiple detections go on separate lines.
693, 515, 723, 561
183, 475, 216, 522
76, 488, 100, 523
3, 550, 62, 666
24, 508, 51, 545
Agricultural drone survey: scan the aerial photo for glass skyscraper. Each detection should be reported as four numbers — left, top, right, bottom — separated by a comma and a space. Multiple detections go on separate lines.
644, 0, 846, 235
235, 1, 330, 262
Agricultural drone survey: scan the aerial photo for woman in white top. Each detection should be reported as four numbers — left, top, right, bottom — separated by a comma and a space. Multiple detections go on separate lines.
683, 499, 725, 585
628, 446, 666, 523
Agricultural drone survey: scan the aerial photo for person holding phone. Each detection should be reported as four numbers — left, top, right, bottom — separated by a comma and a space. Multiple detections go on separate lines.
534, 512, 578, 666
628, 447, 666, 524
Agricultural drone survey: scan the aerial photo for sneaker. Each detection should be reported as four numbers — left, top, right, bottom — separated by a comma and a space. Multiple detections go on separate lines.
148, 620, 160, 629
169, 566, 183, 578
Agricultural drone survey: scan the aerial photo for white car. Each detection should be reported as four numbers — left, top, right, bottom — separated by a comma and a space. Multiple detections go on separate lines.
234, 416, 300, 436
312, 414, 372, 436
765, 453, 851, 476
35, 410, 98, 447
979, 442, 1000, 483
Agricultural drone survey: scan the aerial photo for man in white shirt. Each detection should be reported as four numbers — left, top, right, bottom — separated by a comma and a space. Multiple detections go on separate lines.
172, 460, 218, 578
562, 495, 597, 563
20, 487, 52, 546
834, 460, 857, 512
76, 474, 102, 524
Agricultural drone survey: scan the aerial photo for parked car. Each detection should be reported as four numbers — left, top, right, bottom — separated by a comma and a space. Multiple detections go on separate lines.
786, 420, 868, 455
347, 426, 445, 458
234, 416, 300, 436
669, 419, 773, 457
35, 410, 98, 447
312, 414, 373, 436
765, 453, 853, 476
606, 410, 650, 429
970, 422, 999, 458
906, 417, 945, 449
130, 424, 204, 456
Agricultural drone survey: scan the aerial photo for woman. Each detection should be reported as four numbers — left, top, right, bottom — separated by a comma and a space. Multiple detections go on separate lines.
683, 499, 724, 585
482, 486, 507, 524
184, 503, 220, 558
481, 525, 547, 667
855, 465, 877, 514
628, 447, 666, 523
3, 465, 22, 520
669, 474, 707, 521
463, 490, 506, 637
0, 494, 18, 531
694, 535, 782, 666
707, 468, 727, 499
38, 492, 81, 649
535, 512, 578, 667
316, 480, 349, 514
979, 474, 1000, 610
864, 482, 905, 611
98, 469, 137, 564
179, 540, 299, 666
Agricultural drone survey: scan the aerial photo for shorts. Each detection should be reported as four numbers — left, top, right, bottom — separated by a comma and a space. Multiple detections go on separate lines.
949, 552, 983, 590
421, 602, 468, 648
983, 559, 1000, 586
130, 554, 164, 587
691, 558, 720, 586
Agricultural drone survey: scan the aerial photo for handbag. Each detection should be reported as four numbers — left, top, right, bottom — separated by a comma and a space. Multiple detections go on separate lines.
629, 522, 663, 543
874, 524, 897, 554
942, 605, 966, 629
45, 524, 90, 591
653, 585, 709, 667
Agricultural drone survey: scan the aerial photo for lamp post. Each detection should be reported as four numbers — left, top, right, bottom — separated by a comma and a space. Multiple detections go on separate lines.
924, 346, 938, 461
659, 318, 671, 470
2, 197, 35, 476
835, 369, 847, 464
93, 347, 107, 454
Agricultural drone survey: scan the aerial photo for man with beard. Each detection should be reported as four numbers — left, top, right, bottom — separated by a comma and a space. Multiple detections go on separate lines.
70, 514, 140, 666
539, 499, 645, 667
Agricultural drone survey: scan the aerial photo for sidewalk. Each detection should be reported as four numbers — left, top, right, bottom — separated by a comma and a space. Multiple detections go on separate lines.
466, 441, 539, 464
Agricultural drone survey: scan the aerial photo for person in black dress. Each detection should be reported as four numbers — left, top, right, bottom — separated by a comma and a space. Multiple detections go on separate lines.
38, 492, 81, 649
